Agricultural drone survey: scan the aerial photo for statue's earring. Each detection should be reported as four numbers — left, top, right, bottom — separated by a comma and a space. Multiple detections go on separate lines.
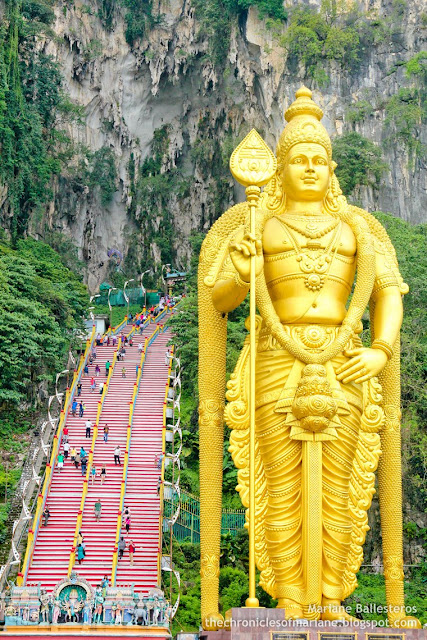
266, 174, 286, 210
324, 161, 342, 213
329, 161, 342, 197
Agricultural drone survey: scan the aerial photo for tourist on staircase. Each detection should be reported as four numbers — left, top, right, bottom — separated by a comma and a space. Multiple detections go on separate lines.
63, 441, 70, 459
94, 498, 102, 522
114, 445, 121, 466
103, 424, 109, 442
42, 507, 50, 527
57, 452, 64, 473
79, 400, 85, 418
100, 466, 107, 485
91, 465, 97, 485
105, 360, 111, 376
128, 540, 136, 565
77, 543, 85, 565
85, 419, 92, 438
118, 536, 126, 560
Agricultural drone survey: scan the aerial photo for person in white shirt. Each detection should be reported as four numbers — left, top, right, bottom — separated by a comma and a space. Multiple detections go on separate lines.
85, 419, 92, 439
114, 446, 121, 466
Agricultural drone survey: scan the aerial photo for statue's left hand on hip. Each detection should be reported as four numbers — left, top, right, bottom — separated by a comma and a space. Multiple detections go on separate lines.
336, 348, 388, 384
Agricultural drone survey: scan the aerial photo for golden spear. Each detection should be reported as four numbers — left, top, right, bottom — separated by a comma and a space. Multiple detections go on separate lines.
229, 130, 277, 607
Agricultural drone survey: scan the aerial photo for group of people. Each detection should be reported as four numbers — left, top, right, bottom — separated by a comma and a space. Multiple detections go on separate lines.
49, 310, 170, 573
118, 506, 137, 565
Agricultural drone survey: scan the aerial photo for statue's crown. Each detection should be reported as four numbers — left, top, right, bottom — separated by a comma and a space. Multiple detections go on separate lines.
285, 86, 324, 123
277, 86, 332, 163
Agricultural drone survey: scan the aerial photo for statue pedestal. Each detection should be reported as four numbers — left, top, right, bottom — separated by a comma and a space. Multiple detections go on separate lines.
199, 609, 425, 640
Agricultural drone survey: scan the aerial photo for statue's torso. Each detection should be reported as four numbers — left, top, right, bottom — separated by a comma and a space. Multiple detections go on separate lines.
263, 214, 357, 325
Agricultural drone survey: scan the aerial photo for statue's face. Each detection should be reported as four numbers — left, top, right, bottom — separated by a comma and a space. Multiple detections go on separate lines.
282, 142, 330, 201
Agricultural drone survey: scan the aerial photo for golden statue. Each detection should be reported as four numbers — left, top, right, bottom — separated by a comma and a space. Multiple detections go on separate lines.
198, 87, 421, 630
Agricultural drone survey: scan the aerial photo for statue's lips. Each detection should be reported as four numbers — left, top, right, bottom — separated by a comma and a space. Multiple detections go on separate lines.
302, 178, 317, 184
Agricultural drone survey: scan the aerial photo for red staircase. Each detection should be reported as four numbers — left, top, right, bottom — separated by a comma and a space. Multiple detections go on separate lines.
25, 320, 170, 595
115, 331, 171, 591
26, 341, 117, 589
73, 325, 159, 587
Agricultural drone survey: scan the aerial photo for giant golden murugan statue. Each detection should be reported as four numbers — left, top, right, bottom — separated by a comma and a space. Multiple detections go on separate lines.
198, 87, 420, 630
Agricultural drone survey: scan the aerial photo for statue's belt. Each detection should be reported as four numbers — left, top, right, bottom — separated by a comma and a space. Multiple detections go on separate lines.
256, 324, 362, 442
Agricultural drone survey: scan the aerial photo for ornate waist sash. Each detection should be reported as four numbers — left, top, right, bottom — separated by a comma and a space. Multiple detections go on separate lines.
255, 322, 381, 442
258, 322, 363, 354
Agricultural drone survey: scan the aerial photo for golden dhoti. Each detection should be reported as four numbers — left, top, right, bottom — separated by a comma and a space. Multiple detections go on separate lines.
254, 326, 363, 606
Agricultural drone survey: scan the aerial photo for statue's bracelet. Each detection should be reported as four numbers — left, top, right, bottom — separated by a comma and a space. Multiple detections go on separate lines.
234, 271, 250, 289
372, 339, 394, 360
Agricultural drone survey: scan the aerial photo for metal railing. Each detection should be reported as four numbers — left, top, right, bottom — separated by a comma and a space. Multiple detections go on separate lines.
164, 491, 246, 544
158, 340, 174, 581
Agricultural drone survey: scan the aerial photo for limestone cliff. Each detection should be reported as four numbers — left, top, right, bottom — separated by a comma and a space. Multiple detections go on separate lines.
16, 0, 427, 288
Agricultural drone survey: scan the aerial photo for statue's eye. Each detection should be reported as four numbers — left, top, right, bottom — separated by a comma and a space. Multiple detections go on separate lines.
292, 157, 303, 164
316, 158, 327, 165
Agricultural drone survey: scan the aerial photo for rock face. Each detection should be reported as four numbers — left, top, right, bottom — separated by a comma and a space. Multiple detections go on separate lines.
25, 0, 427, 289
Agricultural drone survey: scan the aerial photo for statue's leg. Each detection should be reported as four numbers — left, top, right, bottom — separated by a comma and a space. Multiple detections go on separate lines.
320, 397, 361, 621
256, 350, 304, 614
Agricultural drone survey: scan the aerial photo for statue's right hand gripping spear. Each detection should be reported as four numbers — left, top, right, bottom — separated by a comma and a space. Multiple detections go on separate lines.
229, 130, 277, 608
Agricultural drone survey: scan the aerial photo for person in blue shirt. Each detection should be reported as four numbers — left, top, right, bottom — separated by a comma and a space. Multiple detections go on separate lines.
72, 400, 78, 416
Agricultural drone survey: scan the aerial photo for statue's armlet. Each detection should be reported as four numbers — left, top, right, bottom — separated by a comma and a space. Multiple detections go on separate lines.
371, 238, 400, 302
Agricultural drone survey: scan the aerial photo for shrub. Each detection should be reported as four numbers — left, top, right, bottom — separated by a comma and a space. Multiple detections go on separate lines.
332, 132, 388, 195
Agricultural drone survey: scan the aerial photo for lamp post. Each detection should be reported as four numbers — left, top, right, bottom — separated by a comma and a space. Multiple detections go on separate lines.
124, 279, 135, 318
108, 287, 117, 330
140, 270, 152, 310
161, 264, 171, 297
89, 294, 101, 322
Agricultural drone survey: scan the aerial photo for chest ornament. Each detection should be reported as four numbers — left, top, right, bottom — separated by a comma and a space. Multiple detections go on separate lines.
278, 217, 341, 292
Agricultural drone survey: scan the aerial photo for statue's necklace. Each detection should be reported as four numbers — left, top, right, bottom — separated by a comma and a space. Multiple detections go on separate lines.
278, 218, 341, 292
279, 215, 340, 239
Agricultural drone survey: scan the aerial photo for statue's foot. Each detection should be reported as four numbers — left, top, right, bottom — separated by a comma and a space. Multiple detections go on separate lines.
390, 615, 421, 629
202, 611, 225, 631
321, 599, 358, 623
277, 598, 304, 619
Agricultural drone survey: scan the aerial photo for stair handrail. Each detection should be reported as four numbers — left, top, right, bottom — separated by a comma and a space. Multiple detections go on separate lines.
17, 324, 97, 586
111, 336, 149, 585
67, 337, 122, 575
157, 342, 174, 582
102, 301, 164, 340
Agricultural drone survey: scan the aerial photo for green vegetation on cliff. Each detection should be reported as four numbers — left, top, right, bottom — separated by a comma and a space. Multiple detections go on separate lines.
332, 132, 388, 196
0, 0, 81, 240
0, 235, 88, 525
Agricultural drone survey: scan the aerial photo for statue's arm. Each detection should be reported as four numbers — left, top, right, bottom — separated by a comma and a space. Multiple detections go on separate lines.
371, 248, 403, 347
212, 228, 264, 313
212, 249, 249, 313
